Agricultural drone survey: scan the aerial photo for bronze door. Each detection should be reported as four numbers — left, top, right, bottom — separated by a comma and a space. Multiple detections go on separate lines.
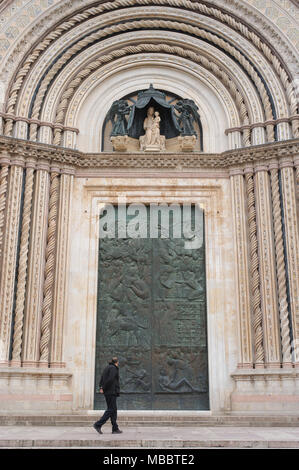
94, 205, 209, 410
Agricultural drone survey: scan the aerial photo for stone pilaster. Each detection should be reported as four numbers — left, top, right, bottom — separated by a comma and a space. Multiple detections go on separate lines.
39, 166, 60, 367
50, 167, 74, 368
269, 160, 292, 368
22, 160, 50, 367
230, 168, 253, 368
244, 165, 264, 368
254, 163, 281, 368
0, 155, 24, 366
10, 158, 36, 367
280, 157, 299, 366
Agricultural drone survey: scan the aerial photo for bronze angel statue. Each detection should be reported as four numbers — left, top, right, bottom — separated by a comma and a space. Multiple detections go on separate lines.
107, 99, 131, 136
174, 99, 200, 136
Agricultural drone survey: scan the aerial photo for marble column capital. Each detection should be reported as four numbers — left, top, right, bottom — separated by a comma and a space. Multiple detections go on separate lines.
279, 156, 294, 169
229, 166, 244, 177
254, 162, 268, 173
268, 159, 279, 171
36, 159, 50, 172
243, 165, 254, 175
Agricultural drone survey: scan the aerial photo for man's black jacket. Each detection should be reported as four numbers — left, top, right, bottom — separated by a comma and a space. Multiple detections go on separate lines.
99, 362, 120, 395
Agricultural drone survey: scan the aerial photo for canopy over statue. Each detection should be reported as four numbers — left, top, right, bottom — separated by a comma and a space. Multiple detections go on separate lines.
127, 84, 182, 139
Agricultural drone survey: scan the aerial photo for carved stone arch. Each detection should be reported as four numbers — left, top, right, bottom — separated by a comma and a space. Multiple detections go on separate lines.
1, 0, 297, 86
18, 25, 266, 127
13, 17, 284, 126
30, 36, 260, 147
11, 5, 290, 123
2, 0, 297, 126
62, 55, 240, 153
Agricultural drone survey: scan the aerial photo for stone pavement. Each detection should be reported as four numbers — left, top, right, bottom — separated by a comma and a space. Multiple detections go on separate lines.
0, 425, 299, 448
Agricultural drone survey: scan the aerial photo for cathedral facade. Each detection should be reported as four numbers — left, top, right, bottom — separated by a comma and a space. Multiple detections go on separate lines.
0, 0, 298, 414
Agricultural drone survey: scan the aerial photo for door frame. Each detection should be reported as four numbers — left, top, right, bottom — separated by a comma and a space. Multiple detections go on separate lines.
66, 176, 238, 412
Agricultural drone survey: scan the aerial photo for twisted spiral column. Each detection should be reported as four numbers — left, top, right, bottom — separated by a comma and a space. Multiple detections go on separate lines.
22, 160, 50, 367
254, 164, 281, 367
244, 167, 264, 367
230, 168, 253, 368
10, 161, 35, 366
0, 156, 24, 365
39, 169, 60, 366
280, 158, 299, 366
0, 160, 9, 268
269, 162, 292, 367
50, 167, 74, 368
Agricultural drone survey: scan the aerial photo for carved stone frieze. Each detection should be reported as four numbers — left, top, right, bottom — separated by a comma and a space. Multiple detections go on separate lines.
0, 135, 298, 170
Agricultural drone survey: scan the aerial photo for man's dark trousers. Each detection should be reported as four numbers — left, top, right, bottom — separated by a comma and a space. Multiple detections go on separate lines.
95, 394, 119, 431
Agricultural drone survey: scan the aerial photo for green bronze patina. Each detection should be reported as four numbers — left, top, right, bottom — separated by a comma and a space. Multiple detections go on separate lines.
94, 205, 209, 410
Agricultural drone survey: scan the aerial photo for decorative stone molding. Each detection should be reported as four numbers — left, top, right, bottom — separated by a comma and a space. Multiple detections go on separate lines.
0, 161, 24, 366
1, 0, 296, 121
229, 169, 253, 368
0, 136, 298, 170
0, 160, 9, 268
254, 165, 281, 368
269, 161, 292, 368
10, 160, 35, 367
39, 169, 60, 367
50, 170, 74, 368
244, 166, 264, 368
280, 160, 299, 366
22, 162, 50, 368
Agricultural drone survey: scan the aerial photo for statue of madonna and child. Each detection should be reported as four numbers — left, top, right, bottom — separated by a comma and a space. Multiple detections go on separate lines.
140, 106, 165, 151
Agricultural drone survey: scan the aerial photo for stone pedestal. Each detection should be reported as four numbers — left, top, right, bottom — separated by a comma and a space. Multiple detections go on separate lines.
178, 135, 197, 152
139, 135, 166, 152
111, 135, 128, 152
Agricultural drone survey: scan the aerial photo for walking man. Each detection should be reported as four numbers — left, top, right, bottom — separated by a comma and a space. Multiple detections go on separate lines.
93, 357, 123, 434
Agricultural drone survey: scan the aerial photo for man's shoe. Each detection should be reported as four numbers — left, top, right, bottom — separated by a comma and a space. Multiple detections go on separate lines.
93, 424, 103, 434
112, 429, 123, 434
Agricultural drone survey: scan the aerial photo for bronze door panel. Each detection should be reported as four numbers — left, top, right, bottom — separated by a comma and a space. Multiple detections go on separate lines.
94, 206, 209, 410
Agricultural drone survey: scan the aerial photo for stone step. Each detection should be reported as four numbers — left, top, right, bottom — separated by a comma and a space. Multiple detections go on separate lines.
0, 413, 299, 427
1, 425, 299, 448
